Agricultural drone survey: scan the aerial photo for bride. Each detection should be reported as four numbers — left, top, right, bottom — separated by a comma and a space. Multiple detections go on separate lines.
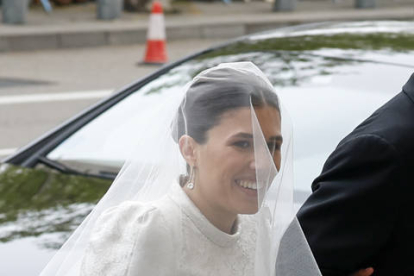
40, 62, 321, 276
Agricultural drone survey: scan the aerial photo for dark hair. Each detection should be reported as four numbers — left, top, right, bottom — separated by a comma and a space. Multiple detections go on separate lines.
172, 67, 280, 144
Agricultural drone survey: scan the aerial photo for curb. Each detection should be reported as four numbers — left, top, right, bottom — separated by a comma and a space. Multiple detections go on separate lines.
0, 8, 413, 52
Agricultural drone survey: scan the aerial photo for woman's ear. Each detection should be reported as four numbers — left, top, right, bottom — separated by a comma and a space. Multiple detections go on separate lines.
179, 135, 197, 167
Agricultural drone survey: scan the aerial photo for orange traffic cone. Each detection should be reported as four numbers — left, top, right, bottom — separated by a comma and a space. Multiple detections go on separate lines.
143, 1, 168, 64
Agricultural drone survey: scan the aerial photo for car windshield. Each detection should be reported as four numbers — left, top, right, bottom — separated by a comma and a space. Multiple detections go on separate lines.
46, 29, 414, 192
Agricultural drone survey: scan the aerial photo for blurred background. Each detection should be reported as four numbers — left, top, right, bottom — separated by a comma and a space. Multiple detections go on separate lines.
0, 0, 413, 164
0, 1, 413, 274
0, 0, 412, 161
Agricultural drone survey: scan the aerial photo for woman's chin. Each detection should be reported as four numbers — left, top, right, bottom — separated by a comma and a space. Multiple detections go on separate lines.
232, 183, 260, 214
236, 204, 259, 215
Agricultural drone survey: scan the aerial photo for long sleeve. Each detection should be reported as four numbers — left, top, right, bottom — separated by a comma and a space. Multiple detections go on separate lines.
80, 201, 176, 276
297, 134, 404, 276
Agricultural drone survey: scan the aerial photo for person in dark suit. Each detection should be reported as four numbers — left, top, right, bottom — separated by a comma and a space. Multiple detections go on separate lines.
297, 73, 414, 276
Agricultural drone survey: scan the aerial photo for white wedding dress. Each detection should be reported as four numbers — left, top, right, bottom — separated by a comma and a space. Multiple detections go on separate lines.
40, 62, 322, 276
81, 182, 257, 276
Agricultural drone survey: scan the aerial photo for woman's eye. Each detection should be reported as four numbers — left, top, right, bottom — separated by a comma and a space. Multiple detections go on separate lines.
267, 142, 281, 152
234, 141, 251, 149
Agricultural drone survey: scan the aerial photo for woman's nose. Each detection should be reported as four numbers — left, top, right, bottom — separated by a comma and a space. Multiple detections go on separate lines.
249, 152, 277, 173
249, 159, 256, 170
249, 156, 267, 171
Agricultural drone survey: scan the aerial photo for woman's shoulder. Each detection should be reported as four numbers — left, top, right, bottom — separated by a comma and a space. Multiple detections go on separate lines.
81, 197, 181, 275
99, 200, 159, 223
94, 197, 179, 236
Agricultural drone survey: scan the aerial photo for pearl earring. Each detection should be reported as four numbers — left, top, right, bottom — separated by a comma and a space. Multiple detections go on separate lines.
186, 166, 195, 190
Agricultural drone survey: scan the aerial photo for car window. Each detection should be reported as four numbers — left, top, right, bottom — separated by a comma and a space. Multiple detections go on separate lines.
46, 32, 414, 192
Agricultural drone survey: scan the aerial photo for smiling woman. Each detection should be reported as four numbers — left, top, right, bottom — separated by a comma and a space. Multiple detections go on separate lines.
173, 65, 283, 228
180, 107, 282, 233
40, 62, 320, 276
176, 78, 282, 234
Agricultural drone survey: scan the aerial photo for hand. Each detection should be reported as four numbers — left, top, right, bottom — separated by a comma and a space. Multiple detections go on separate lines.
351, 267, 374, 276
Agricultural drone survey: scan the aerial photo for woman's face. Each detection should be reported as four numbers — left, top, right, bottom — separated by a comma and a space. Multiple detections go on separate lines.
194, 106, 282, 216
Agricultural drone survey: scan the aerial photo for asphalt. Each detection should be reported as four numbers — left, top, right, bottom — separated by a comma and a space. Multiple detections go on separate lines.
0, 0, 413, 52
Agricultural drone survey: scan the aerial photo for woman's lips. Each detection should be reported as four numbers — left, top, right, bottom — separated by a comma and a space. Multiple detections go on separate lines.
235, 179, 258, 190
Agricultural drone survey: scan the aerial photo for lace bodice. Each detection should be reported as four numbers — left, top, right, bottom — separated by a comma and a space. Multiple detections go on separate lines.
81, 183, 256, 276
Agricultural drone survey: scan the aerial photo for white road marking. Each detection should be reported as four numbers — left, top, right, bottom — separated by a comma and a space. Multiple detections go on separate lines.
0, 90, 113, 105
0, 148, 17, 157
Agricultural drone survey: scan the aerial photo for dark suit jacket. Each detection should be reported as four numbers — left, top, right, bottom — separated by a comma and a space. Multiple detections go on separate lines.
297, 73, 414, 276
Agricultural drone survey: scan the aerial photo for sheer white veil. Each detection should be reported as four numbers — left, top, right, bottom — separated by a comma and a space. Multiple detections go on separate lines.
40, 62, 320, 276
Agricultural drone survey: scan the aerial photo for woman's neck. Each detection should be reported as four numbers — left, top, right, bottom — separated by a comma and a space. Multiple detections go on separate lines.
183, 187, 238, 234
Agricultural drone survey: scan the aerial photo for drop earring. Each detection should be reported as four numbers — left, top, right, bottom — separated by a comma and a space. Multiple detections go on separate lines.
186, 166, 195, 190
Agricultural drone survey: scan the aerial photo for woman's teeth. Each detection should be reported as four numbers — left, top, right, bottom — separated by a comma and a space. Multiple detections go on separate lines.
236, 180, 257, 190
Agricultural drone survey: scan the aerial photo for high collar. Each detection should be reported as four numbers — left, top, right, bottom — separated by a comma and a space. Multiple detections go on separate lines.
403, 73, 414, 104
168, 182, 241, 247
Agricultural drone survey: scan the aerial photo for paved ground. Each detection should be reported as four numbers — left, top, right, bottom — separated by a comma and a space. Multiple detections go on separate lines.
0, 0, 413, 51
3, 0, 414, 25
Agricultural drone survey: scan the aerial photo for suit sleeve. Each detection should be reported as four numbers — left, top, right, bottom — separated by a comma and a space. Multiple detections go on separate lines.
297, 134, 403, 276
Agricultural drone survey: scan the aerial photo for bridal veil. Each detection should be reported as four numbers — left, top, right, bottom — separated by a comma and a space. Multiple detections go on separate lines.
40, 62, 321, 276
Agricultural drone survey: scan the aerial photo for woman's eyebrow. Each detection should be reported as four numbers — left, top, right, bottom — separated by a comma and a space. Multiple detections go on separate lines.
269, 136, 283, 143
231, 132, 253, 139
231, 133, 283, 142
